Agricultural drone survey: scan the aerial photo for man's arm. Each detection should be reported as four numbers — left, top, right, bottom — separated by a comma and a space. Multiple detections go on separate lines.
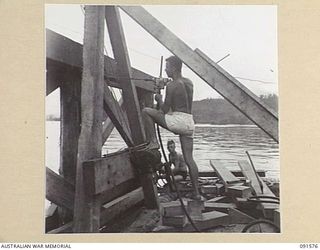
155, 83, 173, 114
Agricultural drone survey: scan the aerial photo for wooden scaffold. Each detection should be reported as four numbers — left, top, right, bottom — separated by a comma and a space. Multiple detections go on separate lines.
45, 5, 278, 233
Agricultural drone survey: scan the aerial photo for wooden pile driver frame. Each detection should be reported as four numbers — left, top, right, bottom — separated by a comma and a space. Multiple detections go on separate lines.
45, 5, 278, 233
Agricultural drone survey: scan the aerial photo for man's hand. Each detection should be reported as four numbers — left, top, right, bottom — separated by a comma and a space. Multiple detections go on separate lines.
155, 93, 163, 103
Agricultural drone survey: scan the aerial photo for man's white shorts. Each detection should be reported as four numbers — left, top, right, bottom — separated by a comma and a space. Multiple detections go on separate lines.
165, 112, 195, 137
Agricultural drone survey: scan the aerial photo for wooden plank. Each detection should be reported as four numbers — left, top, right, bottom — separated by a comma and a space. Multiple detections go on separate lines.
73, 6, 105, 233
238, 160, 279, 217
200, 185, 218, 195
46, 59, 69, 96
100, 177, 140, 205
46, 167, 75, 211
103, 85, 133, 146
101, 97, 124, 145
204, 202, 236, 210
60, 75, 81, 186
160, 201, 188, 217
45, 204, 60, 233
210, 160, 243, 187
226, 185, 252, 198
206, 196, 231, 203
105, 6, 159, 209
46, 29, 156, 96
228, 208, 255, 224
199, 170, 265, 178
238, 160, 275, 197
183, 211, 229, 232
188, 200, 205, 219
195, 49, 278, 142
119, 6, 278, 143
101, 117, 114, 145
162, 215, 187, 227
105, 6, 145, 144
47, 187, 144, 233
83, 151, 136, 195
47, 222, 73, 234
100, 187, 144, 226
47, 169, 139, 217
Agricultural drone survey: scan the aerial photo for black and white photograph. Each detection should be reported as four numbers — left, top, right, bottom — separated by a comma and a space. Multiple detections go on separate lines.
45, 5, 279, 233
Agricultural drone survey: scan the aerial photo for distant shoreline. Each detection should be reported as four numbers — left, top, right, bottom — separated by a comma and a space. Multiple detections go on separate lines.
195, 123, 257, 128
46, 120, 257, 128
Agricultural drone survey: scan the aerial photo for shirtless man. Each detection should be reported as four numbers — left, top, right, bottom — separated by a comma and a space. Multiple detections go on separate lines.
167, 140, 188, 181
142, 55, 201, 200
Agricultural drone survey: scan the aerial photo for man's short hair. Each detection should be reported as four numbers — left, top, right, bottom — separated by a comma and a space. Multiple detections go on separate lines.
167, 140, 175, 147
166, 56, 182, 72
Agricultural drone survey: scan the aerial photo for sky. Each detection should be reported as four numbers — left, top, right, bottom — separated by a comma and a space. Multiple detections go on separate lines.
45, 4, 278, 116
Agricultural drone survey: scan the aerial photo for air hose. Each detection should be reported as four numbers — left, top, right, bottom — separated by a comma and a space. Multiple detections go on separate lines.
156, 124, 200, 232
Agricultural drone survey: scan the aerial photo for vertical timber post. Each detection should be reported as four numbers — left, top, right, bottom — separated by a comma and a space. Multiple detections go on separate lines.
73, 6, 105, 233
59, 74, 81, 186
59, 73, 81, 223
105, 6, 159, 209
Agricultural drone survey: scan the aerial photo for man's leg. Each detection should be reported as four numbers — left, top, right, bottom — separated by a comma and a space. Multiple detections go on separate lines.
179, 135, 201, 199
142, 107, 168, 149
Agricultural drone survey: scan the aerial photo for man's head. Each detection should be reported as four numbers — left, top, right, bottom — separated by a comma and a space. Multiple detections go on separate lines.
167, 139, 176, 153
165, 56, 182, 78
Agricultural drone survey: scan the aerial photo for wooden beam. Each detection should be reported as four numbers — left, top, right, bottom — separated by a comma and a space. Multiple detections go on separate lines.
47, 187, 144, 233
238, 160, 279, 218
228, 208, 255, 224
119, 6, 278, 143
73, 6, 105, 233
103, 85, 133, 146
205, 202, 236, 210
101, 97, 124, 145
100, 187, 144, 226
238, 160, 276, 198
83, 151, 136, 195
226, 185, 252, 198
105, 6, 159, 209
210, 160, 243, 187
46, 169, 140, 220
45, 204, 60, 233
46, 59, 67, 96
60, 75, 81, 185
105, 6, 145, 144
199, 170, 265, 178
183, 211, 229, 232
47, 222, 73, 234
46, 167, 75, 211
46, 29, 156, 96
100, 177, 140, 205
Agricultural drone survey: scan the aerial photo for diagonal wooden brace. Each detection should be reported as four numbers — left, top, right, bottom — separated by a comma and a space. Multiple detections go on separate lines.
119, 6, 278, 143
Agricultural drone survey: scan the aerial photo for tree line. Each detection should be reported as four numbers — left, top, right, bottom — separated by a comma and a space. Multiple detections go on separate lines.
192, 94, 278, 125
46, 94, 278, 125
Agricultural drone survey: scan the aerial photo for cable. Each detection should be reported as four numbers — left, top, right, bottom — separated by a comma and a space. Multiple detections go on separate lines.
241, 219, 280, 233
156, 124, 200, 232
235, 76, 277, 85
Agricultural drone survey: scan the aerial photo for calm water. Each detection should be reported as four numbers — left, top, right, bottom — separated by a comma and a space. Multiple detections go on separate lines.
46, 121, 279, 180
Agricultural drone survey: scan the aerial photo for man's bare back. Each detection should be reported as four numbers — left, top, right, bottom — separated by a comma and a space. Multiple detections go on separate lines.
161, 77, 193, 114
